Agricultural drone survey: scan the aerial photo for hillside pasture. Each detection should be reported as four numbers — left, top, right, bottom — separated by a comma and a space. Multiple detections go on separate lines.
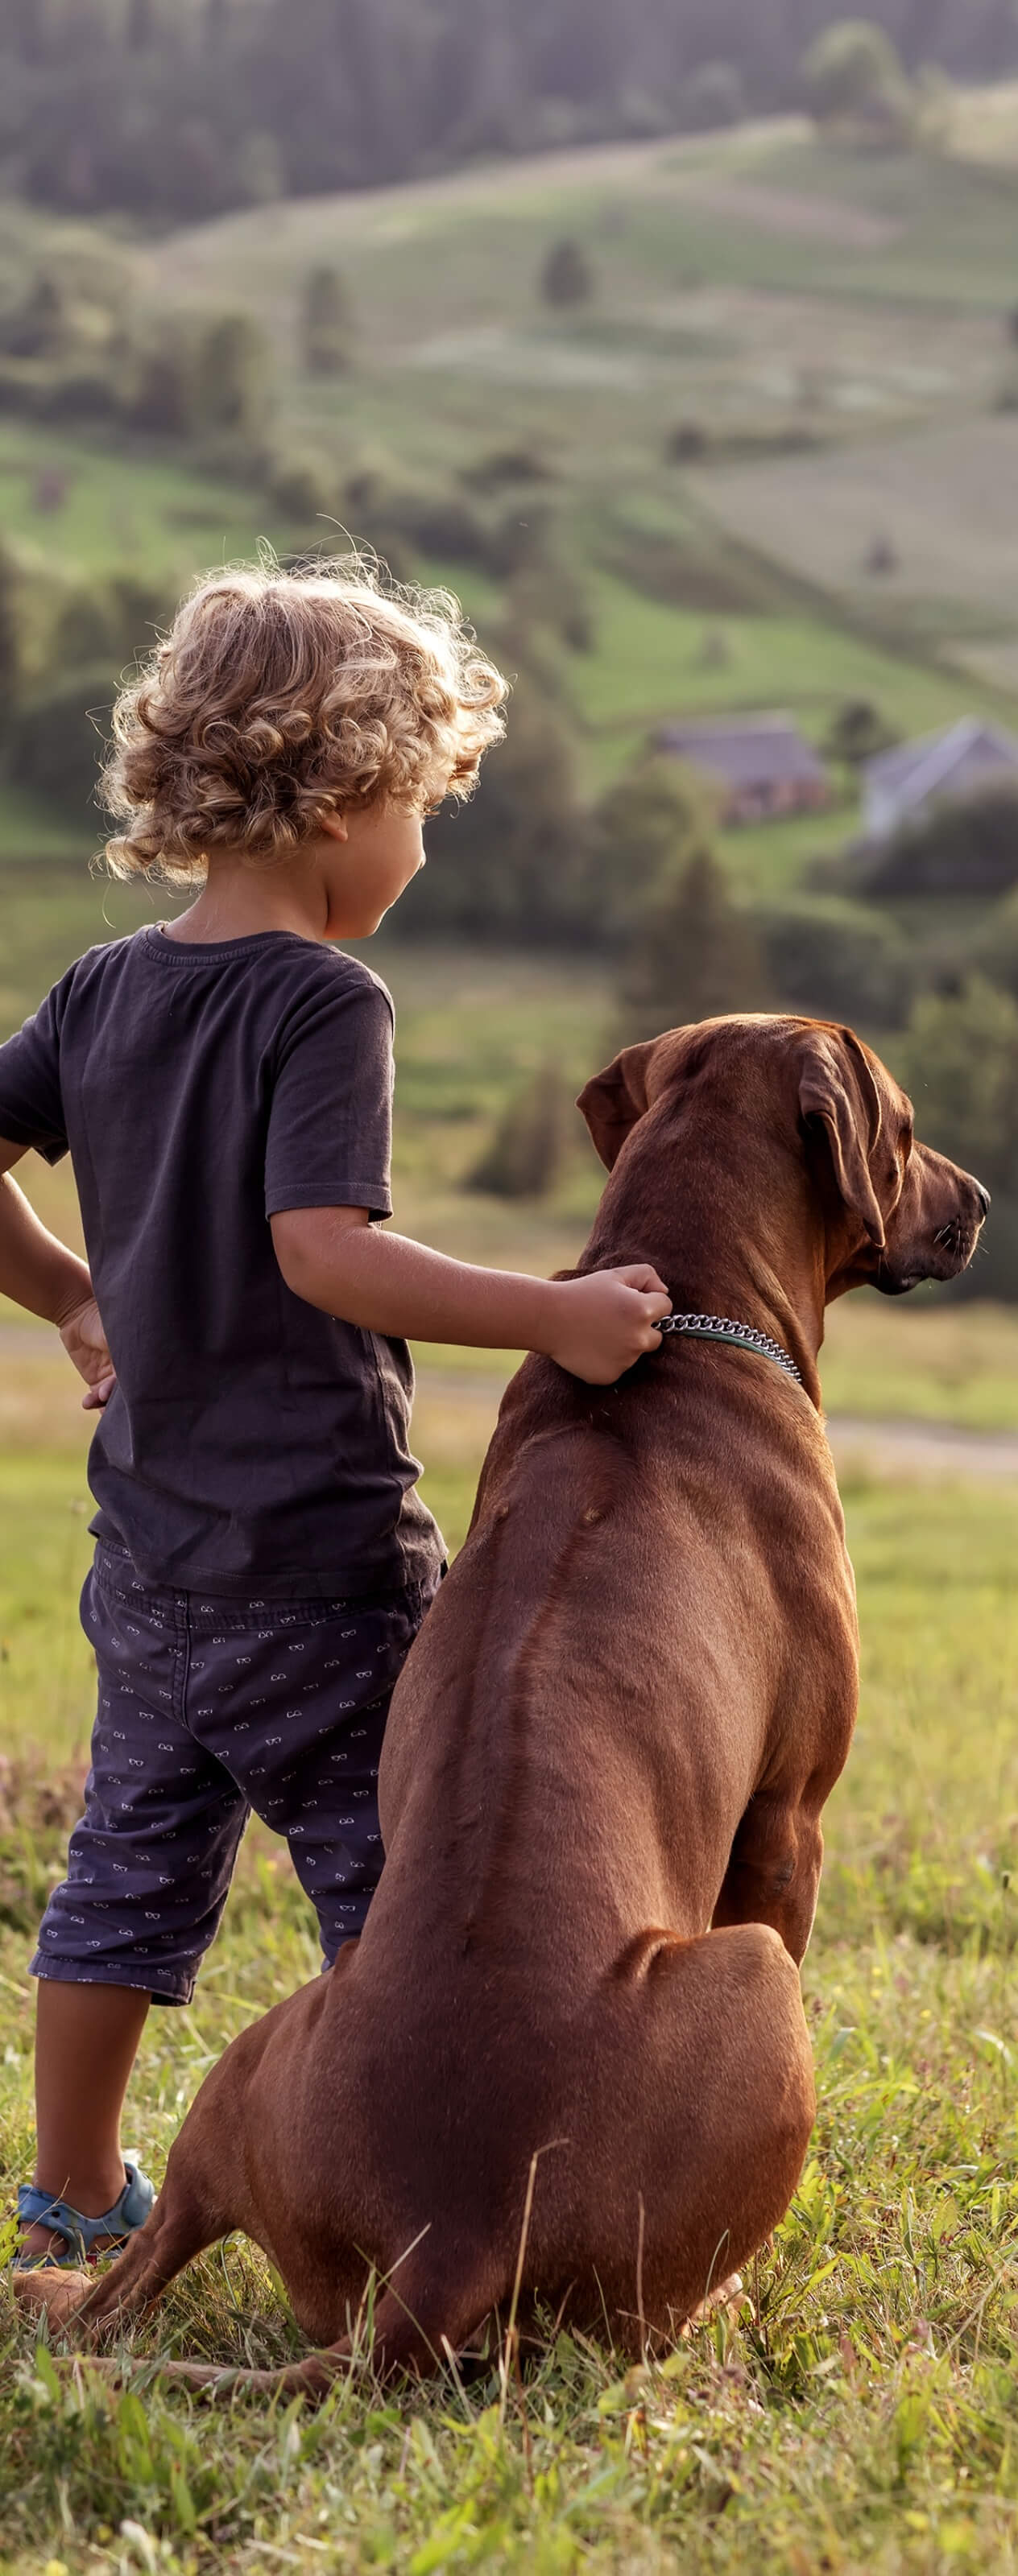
0, 421, 299, 587
947, 78, 1018, 169
563, 569, 997, 749
687, 417, 1018, 634
400, 284, 1003, 443
139, 123, 1018, 472
145, 120, 1018, 345
725, 131, 1018, 312
6, 107, 1018, 884
938, 635, 1018, 699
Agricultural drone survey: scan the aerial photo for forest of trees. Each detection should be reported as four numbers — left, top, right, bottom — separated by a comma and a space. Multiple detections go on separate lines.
1, 0, 1016, 221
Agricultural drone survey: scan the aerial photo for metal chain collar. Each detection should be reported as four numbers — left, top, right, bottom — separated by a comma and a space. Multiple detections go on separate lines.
655, 1311, 804, 1387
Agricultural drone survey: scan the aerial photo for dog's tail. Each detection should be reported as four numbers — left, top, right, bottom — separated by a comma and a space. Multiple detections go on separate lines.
89, 2260, 504, 2401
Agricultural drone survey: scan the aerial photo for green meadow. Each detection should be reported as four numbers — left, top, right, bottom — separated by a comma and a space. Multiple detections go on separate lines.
4, 80, 1018, 2576
1, 939, 1017, 2572
2, 1342, 1018, 2572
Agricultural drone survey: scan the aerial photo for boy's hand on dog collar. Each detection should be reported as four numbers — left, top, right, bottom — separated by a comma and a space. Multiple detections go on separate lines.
543, 1267, 672, 1385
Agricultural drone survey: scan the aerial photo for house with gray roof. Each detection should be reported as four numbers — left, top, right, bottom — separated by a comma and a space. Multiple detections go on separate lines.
862, 716, 1018, 842
655, 714, 832, 826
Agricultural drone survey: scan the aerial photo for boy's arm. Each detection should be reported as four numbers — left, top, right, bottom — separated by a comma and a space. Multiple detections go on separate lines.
271, 1204, 671, 1387
0, 1137, 114, 1408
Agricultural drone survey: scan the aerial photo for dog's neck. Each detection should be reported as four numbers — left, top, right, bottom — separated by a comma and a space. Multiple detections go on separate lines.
581, 1113, 829, 1408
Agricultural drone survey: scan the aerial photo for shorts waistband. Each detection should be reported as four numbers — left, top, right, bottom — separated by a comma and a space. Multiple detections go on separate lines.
91, 1537, 437, 1628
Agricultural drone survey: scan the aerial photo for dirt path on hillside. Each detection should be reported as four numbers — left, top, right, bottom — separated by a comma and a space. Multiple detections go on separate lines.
414, 1371, 1018, 1482
825, 1422, 1018, 1484
826, 1414, 1018, 1480
666, 176, 897, 247
5, 1327, 1017, 1480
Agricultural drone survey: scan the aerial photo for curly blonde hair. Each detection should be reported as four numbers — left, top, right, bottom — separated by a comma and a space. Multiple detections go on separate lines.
101, 553, 507, 886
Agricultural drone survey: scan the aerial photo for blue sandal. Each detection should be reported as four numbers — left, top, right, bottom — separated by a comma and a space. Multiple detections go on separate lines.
14, 2160, 155, 2269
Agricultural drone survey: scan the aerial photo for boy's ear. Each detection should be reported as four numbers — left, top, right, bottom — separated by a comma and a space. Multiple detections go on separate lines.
577, 1040, 657, 1171
319, 810, 349, 842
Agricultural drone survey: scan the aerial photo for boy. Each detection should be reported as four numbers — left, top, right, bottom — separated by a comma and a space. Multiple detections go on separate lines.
1, 559, 669, 2273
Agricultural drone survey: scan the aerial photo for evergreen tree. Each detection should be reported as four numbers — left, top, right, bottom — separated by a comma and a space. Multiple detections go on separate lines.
234, 129, 286, 205
6, 268, 68, 358
618, 848, 767, 1042
130, 323, 199, 436
2, 0, 1015, 222
801, 19, 913, 127
823, 699, 900, 767
540, 239, 594, 308
126, 0, 155, 50
408, 678, 583, 943
0, 543, 23, 726
682, 60, 745, 129
193, 311, 272, 440
467, 1067, 571, 1199
894, 975, 1018, 1198
590, 758, 715, 941
300, 266, 352, 375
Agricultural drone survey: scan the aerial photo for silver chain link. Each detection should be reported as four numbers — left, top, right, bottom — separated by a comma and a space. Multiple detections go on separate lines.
655, 1311, 803, 1386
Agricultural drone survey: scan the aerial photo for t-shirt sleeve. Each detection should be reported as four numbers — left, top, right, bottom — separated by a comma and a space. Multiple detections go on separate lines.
264, 970, 395, 1220
0, 983, 69, 1166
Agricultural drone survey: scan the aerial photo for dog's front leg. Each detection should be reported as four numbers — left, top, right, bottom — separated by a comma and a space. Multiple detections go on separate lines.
711, 1792, 824, 1965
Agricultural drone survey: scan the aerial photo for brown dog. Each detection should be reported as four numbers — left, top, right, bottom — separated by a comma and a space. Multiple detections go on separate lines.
68, 1015, 986, 2386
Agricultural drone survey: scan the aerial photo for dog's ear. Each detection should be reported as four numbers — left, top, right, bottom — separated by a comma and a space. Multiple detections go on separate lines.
798, 1030, 886, 1250
577, 1039, 657, 1171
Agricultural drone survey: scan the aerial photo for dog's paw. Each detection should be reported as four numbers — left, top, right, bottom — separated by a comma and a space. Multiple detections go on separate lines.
681, 2271, 747, 2336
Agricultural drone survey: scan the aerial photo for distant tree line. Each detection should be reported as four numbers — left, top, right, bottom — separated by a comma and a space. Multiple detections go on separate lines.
1, 0, 1016, 221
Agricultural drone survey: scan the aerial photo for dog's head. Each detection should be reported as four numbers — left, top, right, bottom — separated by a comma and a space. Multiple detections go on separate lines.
577, 1016, 988, 1300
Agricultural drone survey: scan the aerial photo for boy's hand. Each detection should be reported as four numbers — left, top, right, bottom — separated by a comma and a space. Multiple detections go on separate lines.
271, 1208, 670, 1381
544, 1267, 672, 1385
58, 1293, 117, 1410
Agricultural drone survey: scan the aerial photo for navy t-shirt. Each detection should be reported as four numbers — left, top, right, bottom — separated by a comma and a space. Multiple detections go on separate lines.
0, 925, 443, 1599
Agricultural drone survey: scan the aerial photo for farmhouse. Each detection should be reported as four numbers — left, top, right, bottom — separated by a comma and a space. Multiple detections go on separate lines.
863, 716, 1018, 841
655, 714, 832, 825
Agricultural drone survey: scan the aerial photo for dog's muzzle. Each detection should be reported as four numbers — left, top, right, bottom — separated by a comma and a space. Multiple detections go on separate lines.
875, 1174, 990, 1296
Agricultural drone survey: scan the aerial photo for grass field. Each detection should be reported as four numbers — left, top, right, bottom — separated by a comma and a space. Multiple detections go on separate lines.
687, 417, 1018, 632
2, 1373, 1018, 2568
0, 420, 299, 588
2, 934, 1018, 2566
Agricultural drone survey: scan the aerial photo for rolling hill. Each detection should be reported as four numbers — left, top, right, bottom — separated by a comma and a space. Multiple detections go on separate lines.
4, 100, 1018, 902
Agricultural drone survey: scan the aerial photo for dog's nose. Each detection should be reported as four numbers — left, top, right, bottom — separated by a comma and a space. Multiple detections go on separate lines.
975, 1179, 991, 1217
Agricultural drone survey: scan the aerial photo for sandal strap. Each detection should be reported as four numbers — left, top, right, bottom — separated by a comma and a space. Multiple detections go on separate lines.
15, 2161, 155, 2268
16, 2186, 88, 2264
117, 2160, 156, 2231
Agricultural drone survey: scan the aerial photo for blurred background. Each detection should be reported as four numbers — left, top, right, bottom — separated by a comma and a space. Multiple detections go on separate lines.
7, 27, 1018, 2523
3, 0, 1018, 1479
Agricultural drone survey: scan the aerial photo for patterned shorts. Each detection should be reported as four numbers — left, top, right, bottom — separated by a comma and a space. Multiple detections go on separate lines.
31, 1539, 437, 2004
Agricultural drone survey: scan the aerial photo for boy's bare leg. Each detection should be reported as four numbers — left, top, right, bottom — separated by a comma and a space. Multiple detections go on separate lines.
19, 1981, 152, 2262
